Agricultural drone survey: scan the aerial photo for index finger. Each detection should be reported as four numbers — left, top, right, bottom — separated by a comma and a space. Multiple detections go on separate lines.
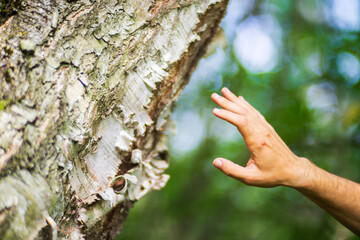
212, 107, 259, 145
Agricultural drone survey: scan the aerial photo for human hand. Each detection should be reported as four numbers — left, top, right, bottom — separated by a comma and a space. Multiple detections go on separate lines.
211, 87, 311, 188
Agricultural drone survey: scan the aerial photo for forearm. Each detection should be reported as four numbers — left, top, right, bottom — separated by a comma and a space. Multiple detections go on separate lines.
293, 159, 360, 236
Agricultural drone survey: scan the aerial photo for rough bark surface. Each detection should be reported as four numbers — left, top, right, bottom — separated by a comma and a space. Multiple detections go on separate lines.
0, 0, 228, 239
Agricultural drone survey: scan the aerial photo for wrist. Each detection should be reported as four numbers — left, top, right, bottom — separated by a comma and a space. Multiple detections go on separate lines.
284, 157, 317, 189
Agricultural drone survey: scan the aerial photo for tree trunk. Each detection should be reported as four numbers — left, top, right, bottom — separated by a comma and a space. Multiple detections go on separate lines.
0, 0, 228, 239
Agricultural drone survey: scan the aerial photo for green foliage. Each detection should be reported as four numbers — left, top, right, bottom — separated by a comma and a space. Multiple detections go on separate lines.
119, 0, 360, 239
0, 99, 10, 111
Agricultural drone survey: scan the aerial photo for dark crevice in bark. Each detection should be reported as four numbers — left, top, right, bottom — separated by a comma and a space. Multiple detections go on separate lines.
148, 0, 229, 121
0, 0, 24, 26
85, 200, 134, 240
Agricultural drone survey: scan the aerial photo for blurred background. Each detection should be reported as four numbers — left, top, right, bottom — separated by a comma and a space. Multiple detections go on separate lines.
119, 0, 360, 239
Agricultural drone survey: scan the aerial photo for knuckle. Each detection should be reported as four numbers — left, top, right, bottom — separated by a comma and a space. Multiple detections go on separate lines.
242, 117, 248, 126
236, 116, 247, 127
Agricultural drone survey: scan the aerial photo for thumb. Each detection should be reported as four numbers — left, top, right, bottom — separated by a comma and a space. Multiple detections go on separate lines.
213, 158, 251, 182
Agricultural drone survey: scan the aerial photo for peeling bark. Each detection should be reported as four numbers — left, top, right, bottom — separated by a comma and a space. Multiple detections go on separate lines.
0, 0, 228, 239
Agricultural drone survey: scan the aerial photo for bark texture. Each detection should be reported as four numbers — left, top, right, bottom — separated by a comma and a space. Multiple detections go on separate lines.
0, 0, 228, 239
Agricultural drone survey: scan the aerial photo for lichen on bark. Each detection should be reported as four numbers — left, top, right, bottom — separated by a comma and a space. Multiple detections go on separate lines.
0, 0, 229, 239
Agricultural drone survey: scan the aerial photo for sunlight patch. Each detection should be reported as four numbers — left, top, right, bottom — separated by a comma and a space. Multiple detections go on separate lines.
233, 15, 281, 74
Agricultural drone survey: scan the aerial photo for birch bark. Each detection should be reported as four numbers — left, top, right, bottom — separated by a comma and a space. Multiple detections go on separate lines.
0, 0, 228, 239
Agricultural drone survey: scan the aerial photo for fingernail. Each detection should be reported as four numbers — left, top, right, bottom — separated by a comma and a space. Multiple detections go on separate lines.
222, 87, 229, 93
239, 96, 244, 100
212, 93, 220, 99
213, 108, 220, 114
214, 159, 223, 168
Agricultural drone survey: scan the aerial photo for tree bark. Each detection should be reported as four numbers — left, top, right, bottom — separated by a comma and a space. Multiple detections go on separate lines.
0, 0, 228, 239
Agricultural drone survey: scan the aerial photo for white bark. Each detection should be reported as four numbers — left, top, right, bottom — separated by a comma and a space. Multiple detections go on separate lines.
0, 0, 228, 239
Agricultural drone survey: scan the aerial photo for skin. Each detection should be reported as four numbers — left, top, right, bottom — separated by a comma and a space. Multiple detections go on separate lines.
211, 87, 360, 236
